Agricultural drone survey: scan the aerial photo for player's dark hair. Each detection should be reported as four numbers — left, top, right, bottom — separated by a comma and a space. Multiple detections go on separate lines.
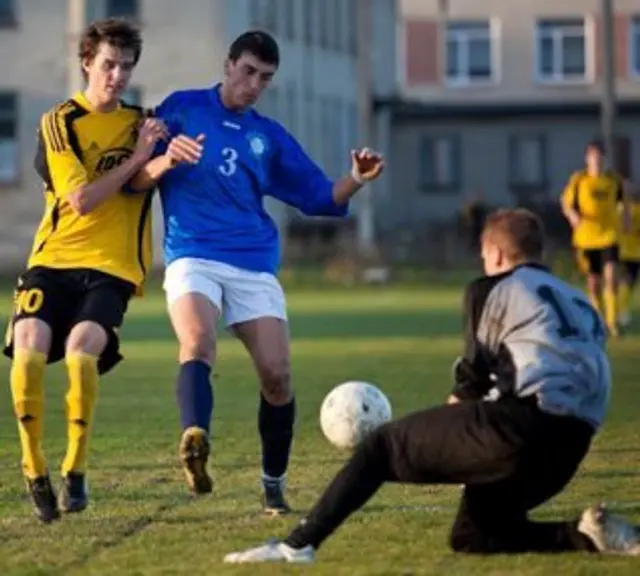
481, 208, 545, 262
78, 18, 142, 78
228, 30, 280, 66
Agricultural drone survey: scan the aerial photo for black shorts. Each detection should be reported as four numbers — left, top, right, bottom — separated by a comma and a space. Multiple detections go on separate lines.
2, 267, 135, 375
577, 245, 619, 275
622, 260, 640, 284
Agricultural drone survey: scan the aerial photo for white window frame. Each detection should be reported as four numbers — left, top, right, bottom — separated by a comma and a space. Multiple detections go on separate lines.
0, 92, 19, 186
534, 17, 594, 85
445, 19, 500, 87
629, 16, 640, 79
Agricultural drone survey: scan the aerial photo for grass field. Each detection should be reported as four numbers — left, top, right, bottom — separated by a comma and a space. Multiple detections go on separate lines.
0, 282, 638, 575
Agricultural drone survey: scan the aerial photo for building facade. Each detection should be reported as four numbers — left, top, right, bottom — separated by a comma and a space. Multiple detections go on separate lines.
0, 0, 397, 267
378, 0, 640, 241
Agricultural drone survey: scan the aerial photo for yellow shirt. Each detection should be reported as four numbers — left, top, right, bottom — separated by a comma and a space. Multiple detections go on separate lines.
619, 201, 640, 262
562, 170, 623, 249
27, 92, 153, 289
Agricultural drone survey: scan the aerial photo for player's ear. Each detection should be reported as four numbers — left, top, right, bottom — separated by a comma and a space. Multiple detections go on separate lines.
223, 58, 231, 76
81, 57, 93, 77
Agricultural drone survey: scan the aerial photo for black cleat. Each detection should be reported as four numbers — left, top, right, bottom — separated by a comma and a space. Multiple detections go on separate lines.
262, 478, 291, 516
58, 472, 89, 514
26, 475, 60, 524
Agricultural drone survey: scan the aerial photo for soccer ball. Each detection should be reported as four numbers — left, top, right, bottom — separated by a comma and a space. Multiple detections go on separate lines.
319, 381, 392, 450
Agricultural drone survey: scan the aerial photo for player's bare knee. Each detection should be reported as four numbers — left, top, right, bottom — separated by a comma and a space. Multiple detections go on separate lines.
258, 361, 291, 405
12, 318, 52, 354
66, 321, 108, 356
178, 329, 216, 364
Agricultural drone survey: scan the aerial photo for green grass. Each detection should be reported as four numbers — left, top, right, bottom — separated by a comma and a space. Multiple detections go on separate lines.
0, 284, 638, 575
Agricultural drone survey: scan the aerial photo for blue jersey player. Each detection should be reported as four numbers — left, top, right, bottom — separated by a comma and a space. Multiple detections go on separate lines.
131, 31, 385, 514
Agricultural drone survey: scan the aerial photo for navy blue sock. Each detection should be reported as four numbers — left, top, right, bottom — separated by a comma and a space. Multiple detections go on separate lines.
259, 394, 296, 479
176, 360, 213, 433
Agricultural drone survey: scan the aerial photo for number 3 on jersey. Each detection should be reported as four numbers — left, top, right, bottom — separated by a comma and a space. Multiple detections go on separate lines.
537, 285, 604, 341
218, 147, 238, 176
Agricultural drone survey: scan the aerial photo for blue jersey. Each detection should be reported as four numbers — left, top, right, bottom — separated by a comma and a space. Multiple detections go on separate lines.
153, 85, 349, 274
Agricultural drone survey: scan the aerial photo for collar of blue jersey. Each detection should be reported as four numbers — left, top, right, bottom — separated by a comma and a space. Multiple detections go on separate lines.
209, 83, 250, 116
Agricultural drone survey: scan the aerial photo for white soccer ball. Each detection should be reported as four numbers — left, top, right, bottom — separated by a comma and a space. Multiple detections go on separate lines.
319, 381, 392, 450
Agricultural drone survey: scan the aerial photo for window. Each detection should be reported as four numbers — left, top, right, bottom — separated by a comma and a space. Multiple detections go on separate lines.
630, 16, 640, 78
320, 97, 333, 171
328, 0, 343, 51
282, 0, 295, 41
509, 135, 547, 189
347, 1, 357, 54
419, 135, 460, 190
0, 92, 18, 185
536, 18, 588, 82
319, 0, 330, 48
250, 0, 277, 33
284, 83, 297, 135
303, 0, 315, 46
106, 0, 139, 19
257, 86, 279, 119
331, 98, 344, 176
0, 0, 16, 27
347, 101, 358, 148
446, 21, 494, 84
121, 86, 142, 106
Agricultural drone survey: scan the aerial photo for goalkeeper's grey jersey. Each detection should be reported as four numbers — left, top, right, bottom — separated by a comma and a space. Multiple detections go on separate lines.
462, 264, 611, 429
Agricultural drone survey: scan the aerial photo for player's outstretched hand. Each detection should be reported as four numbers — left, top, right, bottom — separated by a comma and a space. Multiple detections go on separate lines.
166, 134, 205, 167
135, 118, 169, 161
350, 147, 384, 183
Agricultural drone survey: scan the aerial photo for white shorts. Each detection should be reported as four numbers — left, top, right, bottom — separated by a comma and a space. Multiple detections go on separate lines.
163, 257, 288, 326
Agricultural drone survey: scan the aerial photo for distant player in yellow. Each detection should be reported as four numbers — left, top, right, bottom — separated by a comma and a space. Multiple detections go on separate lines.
561, 141, 630, 336
0, 19, 201, 524
618, 184, 640, 328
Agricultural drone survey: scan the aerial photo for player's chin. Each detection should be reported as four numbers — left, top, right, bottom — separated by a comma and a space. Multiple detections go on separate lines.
106, 86, 126, 101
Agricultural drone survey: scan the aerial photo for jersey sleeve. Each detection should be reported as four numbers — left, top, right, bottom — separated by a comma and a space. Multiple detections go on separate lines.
561, 172, 581, 212
151, 92, 185, 157
267, 123, 348, 218
451, 275, 502, 400
37, 108, 89, 197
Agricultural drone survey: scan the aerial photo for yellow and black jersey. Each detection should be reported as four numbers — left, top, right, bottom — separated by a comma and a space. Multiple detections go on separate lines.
27, 91, 153, 289
620, 201, 640, 262
561, 170, 624, 250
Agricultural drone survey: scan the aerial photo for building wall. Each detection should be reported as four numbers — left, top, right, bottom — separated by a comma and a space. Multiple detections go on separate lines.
383, 113, 640, 229
398, 0, 640, 103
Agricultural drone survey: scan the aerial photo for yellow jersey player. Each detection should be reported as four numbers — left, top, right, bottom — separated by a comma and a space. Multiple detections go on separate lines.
1, 19, 169, 523
560, 141, 630, 336
618, 184, 640, 328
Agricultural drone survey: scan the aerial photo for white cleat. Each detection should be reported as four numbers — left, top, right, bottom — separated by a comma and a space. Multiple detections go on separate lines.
619, 311, 632, 329
578, 504, 640, 556
224, 540, 315, 564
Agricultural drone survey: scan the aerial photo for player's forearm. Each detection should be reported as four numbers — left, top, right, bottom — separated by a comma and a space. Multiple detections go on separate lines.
67, 153, 149, 215
130, 155, 174, 191
561, 203, 580, 226
332, 174, 363, 205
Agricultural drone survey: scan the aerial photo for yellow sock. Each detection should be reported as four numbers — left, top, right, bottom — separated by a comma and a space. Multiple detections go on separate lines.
10, 348, 47, 479
61, 352, 99, 476
619, 282, 631, 319
603, 287, 618, 331
588, 292, 602, 316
